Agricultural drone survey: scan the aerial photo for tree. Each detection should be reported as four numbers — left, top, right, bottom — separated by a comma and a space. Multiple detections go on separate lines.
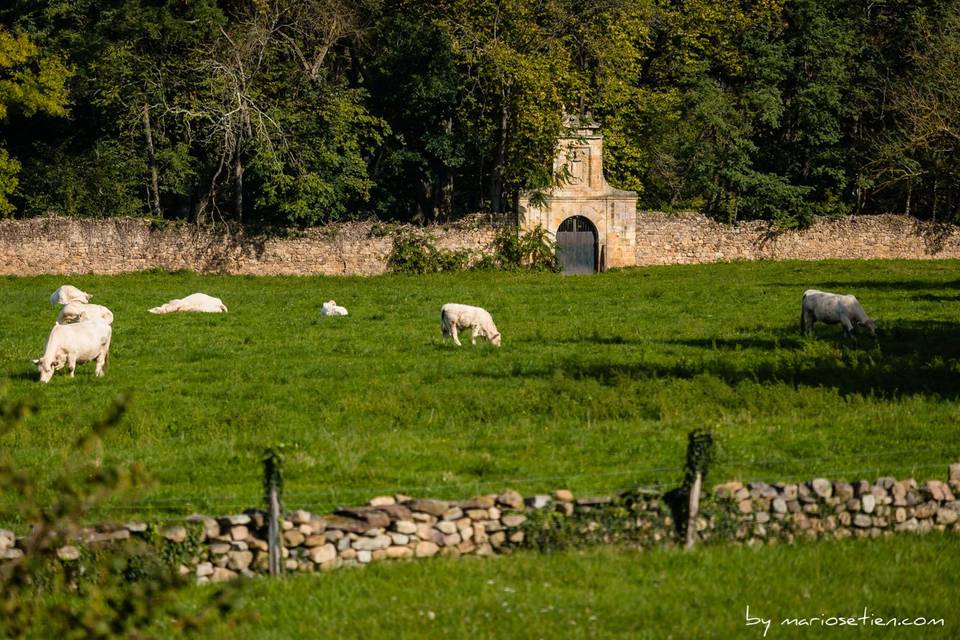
0, 26, 69, 215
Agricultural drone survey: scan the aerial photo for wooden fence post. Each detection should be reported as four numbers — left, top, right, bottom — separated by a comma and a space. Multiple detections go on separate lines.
683, 430, 714, 550
263, 447, 284, 577
685, 470, 702, 549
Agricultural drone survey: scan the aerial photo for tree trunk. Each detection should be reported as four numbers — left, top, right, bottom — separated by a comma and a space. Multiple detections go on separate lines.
489, 98, 507, 213
143, 103, 162, 218
437, 117, 454, 221
234, 151, 244, 223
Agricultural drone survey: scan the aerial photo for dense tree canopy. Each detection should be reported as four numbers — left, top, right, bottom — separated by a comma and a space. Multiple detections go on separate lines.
0, 0, 958, 226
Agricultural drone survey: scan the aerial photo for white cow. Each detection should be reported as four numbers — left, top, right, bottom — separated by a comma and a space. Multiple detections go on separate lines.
50, 285, 92, 305
149, 293, 227, 314
57, 302, 114, 326
801, 289, 876, 338
32, 319, 112, 383
440, 303, 501, 347
320, 300, 349, 316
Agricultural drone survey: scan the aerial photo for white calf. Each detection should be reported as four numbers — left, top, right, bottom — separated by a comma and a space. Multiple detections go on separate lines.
57, 302, 114, 326
440, 303, 501, 347
320, 300, 349, 316
50, 285, 92, 305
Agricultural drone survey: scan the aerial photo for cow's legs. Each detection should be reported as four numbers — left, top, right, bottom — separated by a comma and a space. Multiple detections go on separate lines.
471, 325, 480, 345
95, 351, 106, 377
801, 310, 814, 335
451, 324, 462, 346
840, 316, 854, 339
67, 354, 77, 377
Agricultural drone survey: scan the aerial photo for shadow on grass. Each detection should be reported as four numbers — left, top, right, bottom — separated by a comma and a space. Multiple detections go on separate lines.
487, 320, 960, 399
7, 370, 37, 382
816, 279, 960, 292
767, 279, 960, 293
665, 335, 805, 351
912, 292, 960, 302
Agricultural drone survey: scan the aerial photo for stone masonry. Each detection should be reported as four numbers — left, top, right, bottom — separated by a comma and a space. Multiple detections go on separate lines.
0, 212, 958, 277
518, 114, 638, 269
2, 464, 958, 582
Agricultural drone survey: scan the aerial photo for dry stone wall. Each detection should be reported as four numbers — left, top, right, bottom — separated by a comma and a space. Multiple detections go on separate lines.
0, 217, 496, 277
0, 213, 958, 276
634, 212, 960, 265
2, 464, 958, 582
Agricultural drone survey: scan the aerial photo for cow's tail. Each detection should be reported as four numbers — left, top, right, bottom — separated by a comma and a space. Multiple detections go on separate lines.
440, 307, 449, 338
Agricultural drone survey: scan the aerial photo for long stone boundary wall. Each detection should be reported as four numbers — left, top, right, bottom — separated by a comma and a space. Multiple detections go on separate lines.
634, 212, 960, 265
2, 465, 958, 582
0, 213, 958, 277
0, 216, 497, 277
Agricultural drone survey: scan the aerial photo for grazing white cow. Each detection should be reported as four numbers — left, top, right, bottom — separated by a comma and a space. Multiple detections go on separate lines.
50, 285, 92, 305
149, 293, 227, 314
57, 302, 114, 326
32, 319, 112, 383
320, 300, 348, 316
801, 289, 876, 338
440, 303, 501, 347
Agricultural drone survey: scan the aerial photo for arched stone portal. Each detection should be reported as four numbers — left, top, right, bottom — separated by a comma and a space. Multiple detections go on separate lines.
518, 114, 638, 271
556, 215, 598, 274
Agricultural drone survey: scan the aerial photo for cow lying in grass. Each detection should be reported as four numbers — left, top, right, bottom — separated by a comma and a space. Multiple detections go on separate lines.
440, 303, 501, 347
149, 293, 227, 314
32, 319, 112, 383
801, 289, 876, 338
320, 300, 348, 316
50, 285, 91, 305
57, 302, 114, 325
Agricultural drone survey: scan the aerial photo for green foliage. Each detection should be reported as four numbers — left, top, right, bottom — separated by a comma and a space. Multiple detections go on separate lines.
3, 0, 960, 224
0, 26, 70, 215
386, 229, 472, 274
0, 391, 235, 639
683, 430, 714, 487
521, 496, 669, 552
491, 225, 561, 272
262, 446, 285, 506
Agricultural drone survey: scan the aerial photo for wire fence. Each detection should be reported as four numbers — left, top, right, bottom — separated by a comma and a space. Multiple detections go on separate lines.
74, 445, 959, 522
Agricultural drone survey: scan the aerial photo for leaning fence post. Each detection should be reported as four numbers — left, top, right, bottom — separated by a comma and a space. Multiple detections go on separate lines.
683, 430, 714, 549
263, 447, 285, 577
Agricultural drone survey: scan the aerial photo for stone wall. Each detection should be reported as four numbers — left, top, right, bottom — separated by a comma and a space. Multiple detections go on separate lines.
0, 216, 497, 277
2, 464, 958, 582
634, 212, 960, 265
0, 213, 958, 277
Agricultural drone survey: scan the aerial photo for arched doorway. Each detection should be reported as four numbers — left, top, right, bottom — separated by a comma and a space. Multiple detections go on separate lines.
556, 215, 598, 274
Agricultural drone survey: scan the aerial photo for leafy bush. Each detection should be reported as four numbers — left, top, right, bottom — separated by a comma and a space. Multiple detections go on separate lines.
490, 225, 561, 272
0, 392, 235, 639
387, 229, 470, 274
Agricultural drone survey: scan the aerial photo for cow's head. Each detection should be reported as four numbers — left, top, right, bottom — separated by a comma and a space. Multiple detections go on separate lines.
490, 332, 502, 347
31, 357, 55, 383
861, 319, 877, 337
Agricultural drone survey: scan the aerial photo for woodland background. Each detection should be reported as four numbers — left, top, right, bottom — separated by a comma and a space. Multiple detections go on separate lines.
0, 0, 958, 229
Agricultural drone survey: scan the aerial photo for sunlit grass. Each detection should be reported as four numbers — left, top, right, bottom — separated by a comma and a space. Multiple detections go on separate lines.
1, 260, 958, 524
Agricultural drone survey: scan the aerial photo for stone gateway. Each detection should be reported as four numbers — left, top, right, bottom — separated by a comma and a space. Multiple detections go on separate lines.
518, 114, 638, 272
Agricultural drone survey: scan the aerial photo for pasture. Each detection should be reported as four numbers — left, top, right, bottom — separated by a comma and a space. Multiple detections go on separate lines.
1, 259, 959, 524
174, 535, 960, 639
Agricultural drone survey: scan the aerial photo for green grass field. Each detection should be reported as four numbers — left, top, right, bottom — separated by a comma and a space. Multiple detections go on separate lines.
169, 535, 958, 639
1, 260, 959, 525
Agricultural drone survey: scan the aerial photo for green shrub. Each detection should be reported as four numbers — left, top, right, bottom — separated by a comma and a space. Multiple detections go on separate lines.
491, 225, 561, 272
